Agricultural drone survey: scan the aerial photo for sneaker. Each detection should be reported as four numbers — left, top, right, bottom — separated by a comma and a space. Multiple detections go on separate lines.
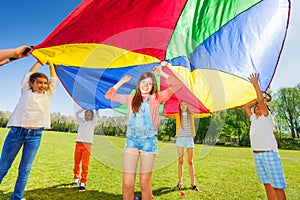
79, 183, 86, 192
191, 184, 201, 192
72, 181, 79, 187
175, 183, 182, 190
72, 179, 79, 187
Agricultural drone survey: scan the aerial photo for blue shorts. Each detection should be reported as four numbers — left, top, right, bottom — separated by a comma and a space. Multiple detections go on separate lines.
125, 135, 157, 154
254, 151, 286, 189
176, 136, 194, 148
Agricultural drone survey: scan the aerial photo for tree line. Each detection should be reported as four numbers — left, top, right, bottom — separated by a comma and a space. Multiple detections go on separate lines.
0, 84, 299, 149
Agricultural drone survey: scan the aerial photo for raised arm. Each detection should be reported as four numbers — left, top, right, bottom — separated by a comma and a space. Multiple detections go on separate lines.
48, 62, 57, 78
76, 109, 84, 117
153, 66, 182, 102
105, 75, 132, 104
247, 73, 269, 116
75, 109, 84, 122
244, 100, 257, 118
112, 75, 131, 91
153, 66, 169, 79
29, 61, 41, 73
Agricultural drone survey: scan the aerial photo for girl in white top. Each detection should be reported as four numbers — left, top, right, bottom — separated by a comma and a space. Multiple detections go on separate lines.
244, 73, 286, 200
72, 109, 98, 191
0, 61, 56, 200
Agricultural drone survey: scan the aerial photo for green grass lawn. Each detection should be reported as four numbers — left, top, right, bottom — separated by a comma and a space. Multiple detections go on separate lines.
0, 128, 299, 200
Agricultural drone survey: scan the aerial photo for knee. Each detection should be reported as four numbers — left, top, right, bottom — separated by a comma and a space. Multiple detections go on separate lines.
178, 158, 184, 165
187, 159, 193, 166
123, 179, 134, 191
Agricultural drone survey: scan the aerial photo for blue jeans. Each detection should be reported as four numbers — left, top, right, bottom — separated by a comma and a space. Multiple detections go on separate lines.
0, 127, 43, 200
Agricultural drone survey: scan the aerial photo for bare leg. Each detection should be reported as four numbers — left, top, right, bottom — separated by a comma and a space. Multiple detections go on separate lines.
274, 188, 286, 200
140, 152, 156, 200
186, 148, 195, 186
264, 184, 276, 200
123, 148, 139, 200
177, 146, 184, 185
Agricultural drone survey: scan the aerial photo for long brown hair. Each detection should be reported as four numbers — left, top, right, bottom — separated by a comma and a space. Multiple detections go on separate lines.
179, 101, 192, 129
131, 72, 157, 114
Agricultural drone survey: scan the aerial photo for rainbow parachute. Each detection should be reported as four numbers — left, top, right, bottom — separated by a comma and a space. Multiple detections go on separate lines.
32, 0, 290, 115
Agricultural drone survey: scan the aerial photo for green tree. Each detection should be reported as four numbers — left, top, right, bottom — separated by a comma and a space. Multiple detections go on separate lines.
0, 111, 10, 127
158, 118, 176, 141
199, 112, 225, 145
194, 116, 211, 143
272, 85, 300, 138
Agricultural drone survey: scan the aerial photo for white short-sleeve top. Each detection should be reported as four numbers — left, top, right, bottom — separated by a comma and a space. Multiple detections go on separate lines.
250, 112, 278, 152
7, 72, 56, 129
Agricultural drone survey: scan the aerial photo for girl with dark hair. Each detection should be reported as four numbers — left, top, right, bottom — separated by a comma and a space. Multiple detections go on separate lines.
105, 65, 182, 200
0, 61, 56, 200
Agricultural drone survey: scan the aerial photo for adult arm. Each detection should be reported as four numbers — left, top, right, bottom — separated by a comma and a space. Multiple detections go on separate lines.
0, 46, 32, 66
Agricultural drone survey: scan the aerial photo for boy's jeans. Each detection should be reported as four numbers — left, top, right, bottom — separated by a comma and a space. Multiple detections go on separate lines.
0, 127, 42, 200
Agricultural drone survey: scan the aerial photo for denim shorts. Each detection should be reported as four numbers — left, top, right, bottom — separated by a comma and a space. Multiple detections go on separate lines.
125, 135, 157, 154
176, 136, 194, 148
254, 151, 286, 189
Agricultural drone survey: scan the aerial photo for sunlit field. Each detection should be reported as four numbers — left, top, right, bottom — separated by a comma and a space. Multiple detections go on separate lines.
0, 128, 299, 200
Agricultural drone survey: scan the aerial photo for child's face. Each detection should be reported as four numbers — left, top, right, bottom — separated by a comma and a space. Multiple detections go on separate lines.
254, 104, 262, 116
85, 111, 94, 121
139, 77, 153, 96
180, 101, 188, 112
30, 77, 48, 93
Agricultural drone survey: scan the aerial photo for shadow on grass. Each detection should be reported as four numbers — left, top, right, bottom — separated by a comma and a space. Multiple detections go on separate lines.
0, 184, 175, 200
0, 183, 122, 200
133, 186, 175, 199
153, 186, 175, 196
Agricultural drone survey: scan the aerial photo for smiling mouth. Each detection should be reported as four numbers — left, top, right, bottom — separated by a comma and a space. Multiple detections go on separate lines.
38, 88, 46, 93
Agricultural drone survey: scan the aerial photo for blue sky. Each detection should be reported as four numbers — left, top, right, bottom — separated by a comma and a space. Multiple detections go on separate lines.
0, 1, 299, 116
